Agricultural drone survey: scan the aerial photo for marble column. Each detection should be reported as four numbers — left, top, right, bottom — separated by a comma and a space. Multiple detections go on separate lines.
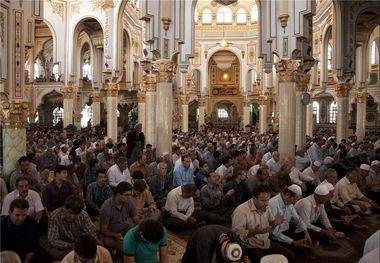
258, 96, 269, 134
104, 83, 119, 142
275, 60, 299, 159
61, 86, 74, 128
144, 74, 157, 146
306, 102, 313, 137
242, 98, 251, 128
153, 60, 175, 156
0, 101, 29, 179
335, 83, 352, 143
91, 92, 101, 126
295, 73, 310, 151
356, 92, 368, 142
198, 98, 206, 131
180, 95, 190, 132
137, 92, 146, 135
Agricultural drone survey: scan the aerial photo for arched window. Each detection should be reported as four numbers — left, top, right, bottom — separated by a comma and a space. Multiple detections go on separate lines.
53, 107, 64, 125
312, 101, 320, 124
52, 64, 59, 81
327, 44, 333, 70
236, 8, 247, 24
251, 3, 258, 22
34, 63, 39, 80
82, 63, 92, 81
329, 101, 337, 124
194, 9, 198, 23
371, 41, 378, 65
218, 108, 228, 119
81, 105, 93, 127
216, 6, 232, 24
202, 9, 212, 24
252, 69, 257, 83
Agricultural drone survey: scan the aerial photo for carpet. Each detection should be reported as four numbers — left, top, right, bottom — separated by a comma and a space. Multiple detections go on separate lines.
167, 231, 187, 263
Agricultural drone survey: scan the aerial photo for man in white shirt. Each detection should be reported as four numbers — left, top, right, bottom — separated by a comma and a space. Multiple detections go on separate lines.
269, 185, 311, 261
60, 150, 76, 166
107, 157, 130, 188
333, 168, 379, 215
301, 161, 321, 193
266, 152, 282, 176
215, 156, 233, 183
295, 183, 337, 243
1, 176, 44, 222
163, 184, 198, 231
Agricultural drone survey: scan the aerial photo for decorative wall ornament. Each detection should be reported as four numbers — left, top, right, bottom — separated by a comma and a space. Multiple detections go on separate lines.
356, 92, 368, 104
275, 59, 300, 82
48, 0, 63, 20
152, 60, 175, 83
14, 10, 23, 98
0, 100, 29, 128
161, 17, 172, 35
60, 86, 75, 99
0, 11, 4, 48
335, 82, 353, 97
247, 43, 256, 65
198, 97, 205, 107
295, 73, 310, 92
143, 74, 157, 92
179, 95, 190, 105
278, 14, 289, 32
71, 3, 80, 16
91, 92, 101, 102
137, 92, 146, 103
103, 83, 119, 97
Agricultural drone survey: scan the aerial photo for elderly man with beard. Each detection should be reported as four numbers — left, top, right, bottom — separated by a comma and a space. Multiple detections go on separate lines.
2, 176, 44, 222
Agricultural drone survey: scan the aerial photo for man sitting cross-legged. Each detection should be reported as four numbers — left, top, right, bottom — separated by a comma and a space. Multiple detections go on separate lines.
47, 195, 98, 261
100, 181, 140, 253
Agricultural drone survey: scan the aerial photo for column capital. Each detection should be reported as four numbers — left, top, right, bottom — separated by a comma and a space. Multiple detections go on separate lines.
275, 59, 300, 82
73, 113, 82, 123
356, 92, 369, 103
257, 95, 269, 105
0, 100, 29, 128
91, 92, 101, 102
152, 60, 175, 83
103, 83, 120, 97
295, 73, 311, 92
198, 97, 206, 107
180, 95, 190, 105
137, 92, 146, 103
335, 82, 353, 97
143, 74, 157, 92
61, 86, 75, 99
243, 98, 251, 107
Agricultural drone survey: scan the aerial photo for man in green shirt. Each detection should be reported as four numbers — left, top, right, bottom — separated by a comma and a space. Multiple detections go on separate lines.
123, 219, 168, 263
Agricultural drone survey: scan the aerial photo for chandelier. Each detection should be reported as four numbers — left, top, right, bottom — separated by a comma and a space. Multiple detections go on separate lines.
212, 0, 238, 6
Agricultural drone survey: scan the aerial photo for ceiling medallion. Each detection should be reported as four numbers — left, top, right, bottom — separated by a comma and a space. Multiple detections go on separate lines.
212, 0, 238, 6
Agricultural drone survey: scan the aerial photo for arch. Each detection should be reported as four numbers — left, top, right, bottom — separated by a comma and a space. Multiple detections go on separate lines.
36, 88, 63, 109
40, 19, 58, 62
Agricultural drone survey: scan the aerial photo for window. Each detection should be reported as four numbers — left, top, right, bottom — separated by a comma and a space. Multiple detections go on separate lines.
52, 64, 59, 81
252, 69, 257, 83
82, 63, 92, 81
194, 9, 198, 23
202, 9, 212, 24
34, 63, 39, 80
218, 108, 228, 119
327, 44, 332, 70
236, 8, 247, 24
329, 101, 337, 124
251, 4, 258, 22
371, 41, 378, 65
312, 101, 320, 124
216, 6, 232, 24
53, 107, 64, 125
81, 105, 93, 128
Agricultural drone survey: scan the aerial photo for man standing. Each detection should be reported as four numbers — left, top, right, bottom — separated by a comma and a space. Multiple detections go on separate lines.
232, 185, 290, 262
268, 185, 311, 262
2, 176, 44, 222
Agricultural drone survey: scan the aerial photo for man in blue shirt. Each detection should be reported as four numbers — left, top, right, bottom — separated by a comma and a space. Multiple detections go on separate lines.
268, 185, 311, 262
173, 154, 194, 186
123, 219, 168, 263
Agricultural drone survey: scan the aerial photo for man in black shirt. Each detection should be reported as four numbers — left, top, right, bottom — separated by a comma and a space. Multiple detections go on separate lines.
0, 199, 50, 263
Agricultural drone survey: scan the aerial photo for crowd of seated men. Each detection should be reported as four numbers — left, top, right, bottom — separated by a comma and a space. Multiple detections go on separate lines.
0, 125, 380, 263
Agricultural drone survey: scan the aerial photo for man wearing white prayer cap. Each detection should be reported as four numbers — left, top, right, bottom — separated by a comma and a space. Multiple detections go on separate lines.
295, 183, 337, 243
260, 254, 288, 263
357, 164, 371, 194
366, 160, 380, 205
268, 185, 311, 262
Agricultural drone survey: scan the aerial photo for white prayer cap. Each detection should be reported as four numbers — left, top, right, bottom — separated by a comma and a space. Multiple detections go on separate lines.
314, 183, 330, 195
162, 152, 169, 157
260, 254, 288, 263
313, 161, 322, 167
288, 184, 302, 196
360, 164, 371, 171
324, 182, 334, 192
60, 144, 68, 149
324, 157, 334, 165
371, 160, 380, 167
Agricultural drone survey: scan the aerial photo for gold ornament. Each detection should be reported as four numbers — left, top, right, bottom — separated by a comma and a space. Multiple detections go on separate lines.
152, 60, 175, 83
275, 59, 300, 82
